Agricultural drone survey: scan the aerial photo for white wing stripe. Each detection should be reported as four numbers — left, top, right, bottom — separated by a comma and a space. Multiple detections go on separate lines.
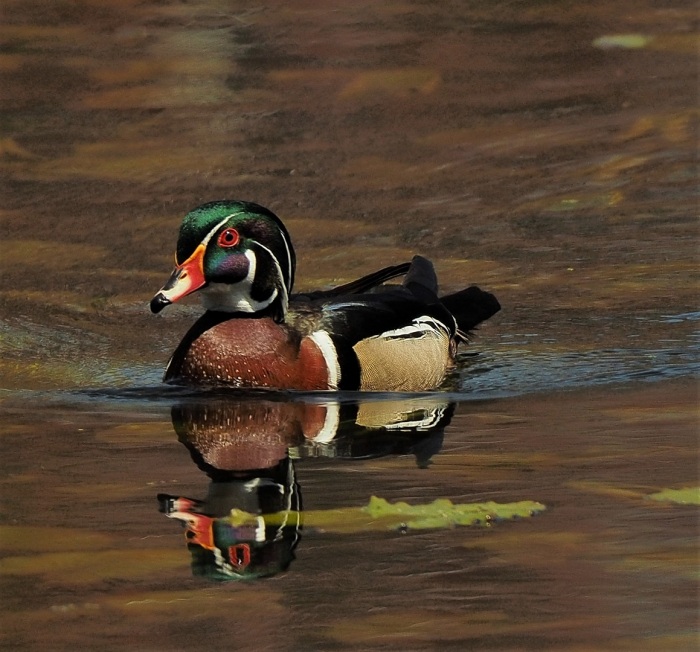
376, 315, 449, 340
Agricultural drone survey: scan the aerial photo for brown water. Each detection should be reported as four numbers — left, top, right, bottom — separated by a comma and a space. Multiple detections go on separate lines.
1, 0, 698, 650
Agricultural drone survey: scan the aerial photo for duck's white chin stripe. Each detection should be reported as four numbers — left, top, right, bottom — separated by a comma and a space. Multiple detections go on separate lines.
200, 284, 278, 312
200, 250, 278, 313
309, 330, 340, 390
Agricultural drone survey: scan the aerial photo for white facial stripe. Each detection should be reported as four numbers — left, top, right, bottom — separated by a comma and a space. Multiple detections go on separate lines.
253, 240, 289, 314
193, 218, 291, 315
244, 248, 256, 285
199, 249, 278, 312
277, 227, 293, 288
201, 215, 233, 248
204, 212, 292, 287
309, 330, 340, 389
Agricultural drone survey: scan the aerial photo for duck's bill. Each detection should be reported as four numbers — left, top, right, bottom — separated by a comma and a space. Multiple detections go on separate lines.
150, 246, 207, 313
150, 288, 174, 313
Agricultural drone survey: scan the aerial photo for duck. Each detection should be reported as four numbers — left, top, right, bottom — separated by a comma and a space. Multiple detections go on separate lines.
150, 200, 500, 391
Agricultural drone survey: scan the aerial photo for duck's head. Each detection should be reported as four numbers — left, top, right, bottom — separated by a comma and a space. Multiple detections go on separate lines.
150, 201, 295, 321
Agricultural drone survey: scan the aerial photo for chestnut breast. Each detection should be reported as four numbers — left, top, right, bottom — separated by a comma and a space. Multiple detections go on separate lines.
168, 316, 331, 390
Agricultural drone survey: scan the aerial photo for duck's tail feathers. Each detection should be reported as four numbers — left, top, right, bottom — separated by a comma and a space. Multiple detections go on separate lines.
333, 261, 411, 294
297, 262, 411, 302
403, 255, 439, 302
440, 286, 501, 341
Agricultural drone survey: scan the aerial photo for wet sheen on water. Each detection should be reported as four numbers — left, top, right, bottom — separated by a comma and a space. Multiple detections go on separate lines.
1, 0, 697, 650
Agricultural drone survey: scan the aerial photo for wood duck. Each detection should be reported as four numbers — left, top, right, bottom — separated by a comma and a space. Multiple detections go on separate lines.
150, 200, 500, 391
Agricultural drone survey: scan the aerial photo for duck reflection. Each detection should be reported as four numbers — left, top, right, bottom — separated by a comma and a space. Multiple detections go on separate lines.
159, 457, 300, 581
158, 396, 453, 581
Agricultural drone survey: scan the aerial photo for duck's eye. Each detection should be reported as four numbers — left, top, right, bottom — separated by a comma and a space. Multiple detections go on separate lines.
217, 228, 240, 248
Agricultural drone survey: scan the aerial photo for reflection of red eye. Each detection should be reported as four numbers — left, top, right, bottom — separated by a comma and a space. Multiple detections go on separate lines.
217, 228, 240, 248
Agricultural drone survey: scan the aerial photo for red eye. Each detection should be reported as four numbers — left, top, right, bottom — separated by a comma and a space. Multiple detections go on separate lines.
217, 228, 240, 248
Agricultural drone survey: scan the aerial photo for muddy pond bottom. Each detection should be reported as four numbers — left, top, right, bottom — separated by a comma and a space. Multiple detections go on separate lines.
0, 378, 696, 651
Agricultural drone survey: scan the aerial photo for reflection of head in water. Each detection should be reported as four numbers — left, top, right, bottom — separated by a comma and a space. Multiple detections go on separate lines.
158, 457, 301, 582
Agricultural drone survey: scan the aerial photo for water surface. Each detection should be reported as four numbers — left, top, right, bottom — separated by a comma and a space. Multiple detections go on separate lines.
1, 0, 698, 649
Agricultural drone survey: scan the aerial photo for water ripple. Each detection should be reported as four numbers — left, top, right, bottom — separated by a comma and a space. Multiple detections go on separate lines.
458, 343, 699, 397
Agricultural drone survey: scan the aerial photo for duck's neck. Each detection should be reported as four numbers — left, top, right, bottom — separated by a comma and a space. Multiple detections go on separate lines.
199, 282, 279, 314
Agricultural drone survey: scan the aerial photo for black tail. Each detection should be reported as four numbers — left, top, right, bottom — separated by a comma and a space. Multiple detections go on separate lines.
440, 286, 500, 338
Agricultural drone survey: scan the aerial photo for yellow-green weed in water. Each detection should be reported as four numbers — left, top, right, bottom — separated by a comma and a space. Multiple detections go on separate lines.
225, 496, 546, 534
647, 487, 700, 506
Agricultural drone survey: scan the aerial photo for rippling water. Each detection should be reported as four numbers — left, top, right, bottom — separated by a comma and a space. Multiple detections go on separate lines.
4, 308, 697, 398
460, 311, 700, 396
1, 0, 697, 649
